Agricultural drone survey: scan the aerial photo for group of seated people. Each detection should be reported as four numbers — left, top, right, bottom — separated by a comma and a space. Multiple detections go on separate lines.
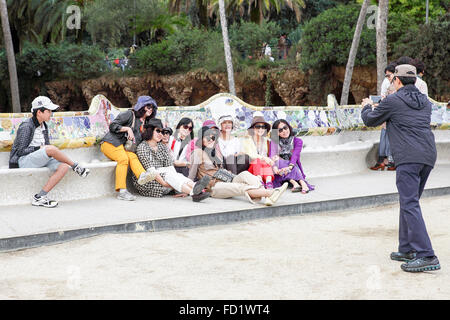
101, 95, 315, 206
8, 94, 314, 208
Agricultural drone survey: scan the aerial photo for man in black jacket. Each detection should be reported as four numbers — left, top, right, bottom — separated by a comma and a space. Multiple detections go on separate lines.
9, 96, 90, 208
361, 64, 440, 272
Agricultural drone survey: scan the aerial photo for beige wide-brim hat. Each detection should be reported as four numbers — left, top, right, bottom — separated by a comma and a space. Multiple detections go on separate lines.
248, 116, 271, 132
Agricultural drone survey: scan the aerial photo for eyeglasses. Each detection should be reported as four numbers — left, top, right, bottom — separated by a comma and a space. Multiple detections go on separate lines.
385, 73, 393, 78
254, 125, 266, 130
278, 125, 289, 133
206, 135, 216, 142
182, 125, 193, 131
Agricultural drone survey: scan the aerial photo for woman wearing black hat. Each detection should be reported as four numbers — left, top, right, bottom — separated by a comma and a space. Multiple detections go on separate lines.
100, 95, 158, 201
133, 118, 210, 202
188, 126, 288, 206
241, 114, 275, 189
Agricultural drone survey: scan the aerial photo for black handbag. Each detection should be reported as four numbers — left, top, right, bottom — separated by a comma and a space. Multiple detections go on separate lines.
213, 168, 236, 183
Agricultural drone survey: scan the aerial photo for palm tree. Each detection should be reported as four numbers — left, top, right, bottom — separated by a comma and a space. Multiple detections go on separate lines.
6, 0, 75, 51
1, 0, 21, 112
209, 0, 305, 25
376, 0, 388, 95
340, 0, 370, 106
218, 0, 235, 95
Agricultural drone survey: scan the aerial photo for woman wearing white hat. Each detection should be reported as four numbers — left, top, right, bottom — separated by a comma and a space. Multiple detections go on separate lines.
216, 114, 249, 174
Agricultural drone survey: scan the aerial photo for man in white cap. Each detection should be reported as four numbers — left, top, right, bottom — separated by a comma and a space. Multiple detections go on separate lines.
9, 96, 90, 208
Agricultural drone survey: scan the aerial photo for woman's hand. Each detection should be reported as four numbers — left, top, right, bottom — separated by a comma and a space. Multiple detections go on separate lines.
126, 127, 135, 143
264, 157, 274, 166
173, 193, 188, 198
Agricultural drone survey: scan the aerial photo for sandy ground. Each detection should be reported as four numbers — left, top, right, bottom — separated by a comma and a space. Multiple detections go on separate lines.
0, 195, 449, 300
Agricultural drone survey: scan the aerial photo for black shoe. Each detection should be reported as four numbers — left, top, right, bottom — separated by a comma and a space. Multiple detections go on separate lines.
401, 256, 441, 273
390, 251, 417, 262
192, 191, 210, 202
192, 175, 211, 196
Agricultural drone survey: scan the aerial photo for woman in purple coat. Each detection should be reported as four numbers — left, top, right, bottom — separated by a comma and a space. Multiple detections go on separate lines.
269, 119, 314, 193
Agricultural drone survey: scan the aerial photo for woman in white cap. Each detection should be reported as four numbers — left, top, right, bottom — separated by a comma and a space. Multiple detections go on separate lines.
216, 114, 249, 174
100, 96, 158, 201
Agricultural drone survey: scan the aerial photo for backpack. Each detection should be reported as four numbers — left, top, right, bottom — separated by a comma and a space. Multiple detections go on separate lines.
286, 38, 292, 47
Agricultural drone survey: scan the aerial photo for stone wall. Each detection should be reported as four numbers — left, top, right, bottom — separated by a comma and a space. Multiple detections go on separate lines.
0, 66, 383, 113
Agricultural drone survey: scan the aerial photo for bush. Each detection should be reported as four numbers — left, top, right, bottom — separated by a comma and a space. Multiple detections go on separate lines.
10, 42, 105, 81
229, 21, 281, 60
134, 27, 214, 74
299, 4, 376, 71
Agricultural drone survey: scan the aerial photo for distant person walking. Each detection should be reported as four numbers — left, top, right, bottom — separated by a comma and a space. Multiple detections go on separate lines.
361, 64, 440, 273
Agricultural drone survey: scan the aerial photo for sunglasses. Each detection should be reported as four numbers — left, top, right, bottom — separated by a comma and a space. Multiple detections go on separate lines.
278, 125, 289, 133
162, 130, 171, 135
154, 128, 163, 134
254, 125, 267, 130
182, 125, 193, 131
206, 135, 216, 142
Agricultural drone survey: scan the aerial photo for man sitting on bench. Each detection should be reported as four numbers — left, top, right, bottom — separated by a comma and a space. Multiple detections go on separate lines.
8, 96, 90, 208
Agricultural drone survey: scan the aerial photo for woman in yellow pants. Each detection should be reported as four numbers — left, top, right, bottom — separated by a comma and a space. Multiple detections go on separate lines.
101, 96, 158, 201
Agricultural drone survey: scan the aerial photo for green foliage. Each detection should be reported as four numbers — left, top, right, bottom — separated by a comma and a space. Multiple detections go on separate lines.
299, 4, 376, 71
229, 21, 281, 59
392, 13, 450, 100
134, 27, 219, 74
83, 0, 171, 48
0, 42, 105, 82
388, 0, 446, 25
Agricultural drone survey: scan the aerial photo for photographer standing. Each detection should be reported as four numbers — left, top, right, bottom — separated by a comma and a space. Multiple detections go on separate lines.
361, 64, 440, 273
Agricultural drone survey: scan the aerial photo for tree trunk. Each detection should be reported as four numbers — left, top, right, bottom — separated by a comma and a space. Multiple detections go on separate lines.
0, 0, 21, 113
376, 0, 388, 95
340, 0, 370, 105
218, 0, 236, 95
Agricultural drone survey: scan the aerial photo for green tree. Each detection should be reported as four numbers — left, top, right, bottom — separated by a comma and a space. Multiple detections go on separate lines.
208, 0, 306, 25
392, 13, 450, 100
1, 0, 20, 112
300, 4, 376, 71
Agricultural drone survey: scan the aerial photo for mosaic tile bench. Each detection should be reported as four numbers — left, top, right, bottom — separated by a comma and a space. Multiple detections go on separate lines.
1, 93, 448, 206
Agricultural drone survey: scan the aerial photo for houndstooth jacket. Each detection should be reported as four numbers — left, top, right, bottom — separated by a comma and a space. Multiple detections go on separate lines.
132, 141, 173, 197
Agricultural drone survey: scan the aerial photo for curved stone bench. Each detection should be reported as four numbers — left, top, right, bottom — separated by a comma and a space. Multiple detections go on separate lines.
0, 147, 117, 206
0, 93, 448, 206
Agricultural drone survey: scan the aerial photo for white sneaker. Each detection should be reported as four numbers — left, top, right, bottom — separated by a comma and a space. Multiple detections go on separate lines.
117, 190, 136, 201
32, 194, 58, 208
73, 164, 90, 178
137, 167, 157, 185
265, 182, 288, 206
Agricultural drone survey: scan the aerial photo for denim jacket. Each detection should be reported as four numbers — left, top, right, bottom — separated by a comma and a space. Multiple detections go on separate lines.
9, 117, 50, 168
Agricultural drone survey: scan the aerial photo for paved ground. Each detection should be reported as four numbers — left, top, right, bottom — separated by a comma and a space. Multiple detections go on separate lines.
1, 165, 450, 242
0, 195, 448, 300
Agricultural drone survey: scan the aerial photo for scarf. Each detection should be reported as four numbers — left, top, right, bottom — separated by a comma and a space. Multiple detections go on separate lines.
204, 147, 223, 168
278, 136, 294, 160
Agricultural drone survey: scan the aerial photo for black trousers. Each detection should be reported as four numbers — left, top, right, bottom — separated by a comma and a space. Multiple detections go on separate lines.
223, 154, 250, 175
396, 163, 435, 258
